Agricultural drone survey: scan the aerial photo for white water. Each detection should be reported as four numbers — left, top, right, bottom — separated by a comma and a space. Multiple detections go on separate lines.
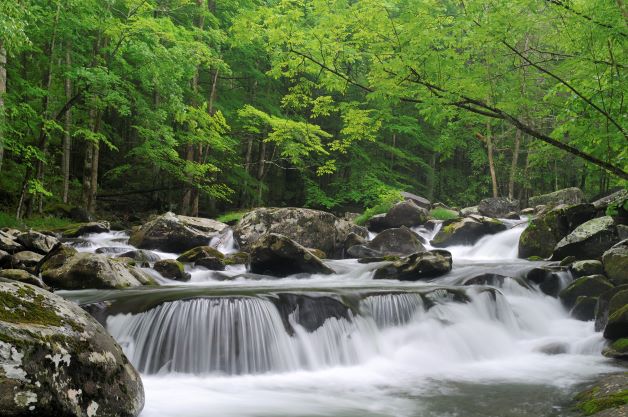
68, 223, 621, 417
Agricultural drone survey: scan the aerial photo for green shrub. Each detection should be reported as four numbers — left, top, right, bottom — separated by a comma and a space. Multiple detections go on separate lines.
430, 207, 458, 220
0, 211, 75, 231
355, 190, 403, 225
216, 210, 249, 224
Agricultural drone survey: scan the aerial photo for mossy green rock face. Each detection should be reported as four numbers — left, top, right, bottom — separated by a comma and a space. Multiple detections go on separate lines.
153, 259, 190, 282
373, 250, 452, 281
553, 216, 619, 261
594, 285, 628, 332
518, 203, 596, 259
602, 240, 628, 286
571, 296, 598, 321
59, 221, 110, 238
0, 270, 47, 289
603, 338, 628, 360
431, 216, 506, 247
604, 304, 628, 340
42, 252, 155, 290
250, 233, 334, 277
177, 246, 225, 263
0, 280, 144, 417
574, 372, 628, 416
571, 260, 604, 278
559, 275, 614, 309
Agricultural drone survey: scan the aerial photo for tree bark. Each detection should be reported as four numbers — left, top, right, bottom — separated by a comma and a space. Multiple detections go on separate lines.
486, 122, 498, 198
62, 40, 72, 203
0, 41, 6, 174
82, 110, 100, 212
257, 139, 266, 205
509, 128, 521, 200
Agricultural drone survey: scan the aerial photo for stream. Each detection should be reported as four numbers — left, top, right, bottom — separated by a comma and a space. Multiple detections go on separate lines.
59, 221, 622, 417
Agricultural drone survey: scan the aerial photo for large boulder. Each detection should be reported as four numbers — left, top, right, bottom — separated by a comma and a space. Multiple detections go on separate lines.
362, 227, 425, 257
552, 216, 620, 261
558, 275, 614, 309
570, 260, 604, 278
41, 252, 156, 290
15, 231, 59, 255
431, 216, 506, 247
525, 266, 569, 297
61, 221, 110, 238
365, 201, 428, 232
234, 207, 367, 258
0, 231, 24, 254
529, 187, 585, 208
594, 285, 628, 333
0, 280, 144, 416
593, 189, 628, 213
604, 304, 628, 340
518, 203, 596, 259
602, 240, 628, 286
373, 250, 452, 281
153, 259, 190, 282
117, 250, 161, 265
0, 269, 47, 289
129, 212, 228, 253
249, 233, 334, 277
400, 191, 431, 210
9, 251, 44, 270
478, 197, 519, 218
574, 373, 628, 416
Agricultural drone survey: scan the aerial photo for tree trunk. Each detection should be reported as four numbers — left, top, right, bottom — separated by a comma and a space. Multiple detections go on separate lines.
390, 133, 396, 171
257, 140, 266, 205
62, 41, 72, 203
508, 128, 521, 200
82, 109, 100, 212
0, 41, 6, 174
486, 122, 498, 198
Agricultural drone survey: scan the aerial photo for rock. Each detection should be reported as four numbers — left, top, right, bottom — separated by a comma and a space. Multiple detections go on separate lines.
271, 293, 351, 334
518, 203, 596, 259
400, 191, 431, 210
602, 240, 628, 285
559, 275, 614, 309
376, 200, 428, 229
0, 231, 24, 254
61, 221, 111, 238
9, 251, 44, 270
571, 296, 598, 321
366, 227, 425, 257
118, 250, 161, 264
604, 303, 628, 340
478, 197, 519, 218
373, 250, 452, 281
505, 211, 520, 220
521, 207, 536, 216
570, 260, 604, 278
602, 338, 628, 360
249, 233, 334, 277
574, 373, 627, 416
153, 259, 190, 281
553, 216, 620, 261
595, 285, 628, 332
234, 207, 366, 258
459, 206, 479, 217
525, 266, 569, 297
95, 246, 131, 255
431, 216, 506, 247
593, 188, 628, 213
365, 214, 388, 232
129, 212, 227, 253
462, 273, 529, 289
342, 232, 366, 256
560, 256, 577, 266
529, 187, 585, 208
15, 231, 59, 255
38, 244, 78, 273
177, 246, 224, 263
0, 280, 144, 416
41, 252, 155, 290
224, 252, 249, 266
194, 257, 226, 271
0, 269, 47, 289
0, 249, 9, 265
347, 245, 384, 259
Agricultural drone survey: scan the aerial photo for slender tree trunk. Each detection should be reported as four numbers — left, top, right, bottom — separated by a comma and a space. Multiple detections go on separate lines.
89, 138, 99, 212
390, 133, 396, 171
257, 140, 266, 205
62, 41, 72, 203
0, 41, 6, 174
240, 136, 254, 206
508, 129, 521, 200
82, 110, 100, 212
427, 152, 437, 201
486, 122, 498, 198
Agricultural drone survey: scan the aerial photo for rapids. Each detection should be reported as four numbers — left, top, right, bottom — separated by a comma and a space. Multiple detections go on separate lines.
61, 220, 623, 417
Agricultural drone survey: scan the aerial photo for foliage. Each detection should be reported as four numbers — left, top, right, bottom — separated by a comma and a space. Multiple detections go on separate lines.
354, 189, 403, 225
430, 208, 459, 221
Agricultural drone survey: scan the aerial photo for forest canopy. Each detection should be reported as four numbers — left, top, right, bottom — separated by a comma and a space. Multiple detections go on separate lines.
0, 0, 626, 220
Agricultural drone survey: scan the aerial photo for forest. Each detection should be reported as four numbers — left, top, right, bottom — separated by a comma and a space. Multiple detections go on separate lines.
0, 0, 626, 220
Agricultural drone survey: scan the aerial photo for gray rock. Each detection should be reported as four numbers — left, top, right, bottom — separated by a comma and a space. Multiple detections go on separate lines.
594, 285, 628, 332
364, 213, 388, 232
559, 275, 614, 309
367, 227, 425, 257
529, 187, 585, 208
95, 246, 131, 255
118, 249, 161, 264
431, 216, 506, 247
342, 232, 367, 256
478, 197, 519, 218
552, 216, 619, 261
0, 230, 24, 254
602, 240, 628, 286
0, 269, 47, 289
459, 206, 479, 216
571, 296, 598, 321
520, 207, 536, 216
9, 251, 44, 269
573, 373, 628, 416
570, 260, 604, 278
347, 245, 384, 259
381, 200, 428, 228
0, 280, 144, 416
525, 266, 568, 297
129, 212, 227, 253
62, 221, 111, 238
194, 257, 226, 271
592, 189, 628, 211
154, 259, 190, 281
234, 207, 366, 258
604, 302, 628, 340
16, 231, 59, 254
373, 250, 452, 281
249, 233, 334, 277
400, 191, 431, 210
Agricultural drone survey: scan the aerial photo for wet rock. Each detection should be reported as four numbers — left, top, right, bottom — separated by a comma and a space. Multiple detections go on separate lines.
518, 203, 596, 259
400, 191, 431, 210
177, 246, 224, 263
0, 269, 47, 289
537, 342, 568, 355
95, 246, 132, 255
129, 212, 227, 253
529, 187, 585, 208
0, 230, 24, 253
364, 214, 388, 232
478, 197, 519, 218
347, 245, 384, 259
118, 250, 161, 264
574, 373, 628, 417
271, 293, 350, 334
366, 227, 425, 257
367, 200, 428, 231
552, 216, 620, 261
15, 231, 59, 255
431, 216, 506, 247
0, 280, 144, 417
602, 338, 628, 361
0, 249, 9, 265
462, 273, 529, 288
234, 207, 367, 258
570, 260, 604, 278
224, 252, 250, 266
154, 259, 190, 281
9, 251, 44, 270
249, 233, 334, 277
559, 275, 614, 309
61, 221, 110, 238
342, 232, 367, 256
41, 252, 156, 290
459, 206, 479, 217
604, 303, 628, 340
602, 240, 628, 286
571, 296, 598, 321
373, 250, 452, 281
594, 285, 628, 332
194, 257, 226, 271
525, 266, 569, 297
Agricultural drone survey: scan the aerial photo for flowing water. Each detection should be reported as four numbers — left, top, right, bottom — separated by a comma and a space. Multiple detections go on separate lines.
62, 221, 623, 417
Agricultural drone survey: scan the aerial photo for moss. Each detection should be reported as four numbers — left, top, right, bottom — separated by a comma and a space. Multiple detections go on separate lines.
610, 338, 628, 352
609, 304, 628, 321
216, 211, 249, 224
0, 290, 63, 327
576, 388, 628, 415
430, 208, 458, 221
177, 246, 225, 262
527, 256, 544, 261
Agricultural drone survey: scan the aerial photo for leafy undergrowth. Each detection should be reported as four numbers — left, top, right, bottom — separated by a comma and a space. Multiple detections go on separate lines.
430, 207, 459, 220
216, 210, 249, 224
0, 211, 76, 231
355, 190, 403, 225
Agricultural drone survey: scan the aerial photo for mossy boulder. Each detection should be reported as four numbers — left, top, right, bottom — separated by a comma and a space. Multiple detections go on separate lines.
234, 207, 367, 258
571, 260, 604, 278
224, 252, 250, 266
15, 231, 59, 255
129, 212, 228, 253
431, 216, 506, 247
117, 250, 161, 265
604, 304, 628, 340
574, 373, 627, 416
59, 221, 110, 238
41, 252, 156, 290
249, 233, 335, 277
553, 216, 620, 261
518, 203, 596, 259
373, 250, 452, 281
603, 338, 628, 361
571, 296, 598, 321
602, 240, 628, 286
177, 246, 224, 263
0, 230, 24, 254
477, 197, 519, 218
371, 200, 428, 231
0, 270, 47, 289
9, 251, 44, 270
529, 187, 585, 208
559, 275, 614, 309
0, 280, 144, 416
366, 227, 425, 256
595, 286, 628, 333
153, 259, 190, 281
525, 266, 568, 297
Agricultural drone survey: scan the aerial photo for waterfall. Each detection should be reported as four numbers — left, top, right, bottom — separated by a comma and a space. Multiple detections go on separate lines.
360, 293, 424, 328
